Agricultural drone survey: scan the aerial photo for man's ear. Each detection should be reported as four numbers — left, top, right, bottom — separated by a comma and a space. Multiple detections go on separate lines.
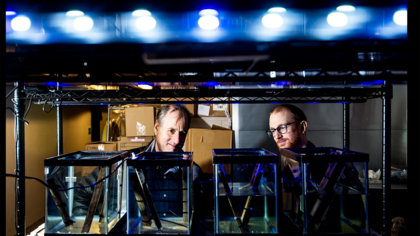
154, 119, 160, 136
300, 120, 308, 134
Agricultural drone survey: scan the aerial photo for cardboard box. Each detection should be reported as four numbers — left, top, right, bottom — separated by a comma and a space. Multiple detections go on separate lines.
85, 141, 118, 151
184, 104, 195, 116
195, 99, 231, 117
124, 104, 161, 114
185, 128, 233, 173
125, 107, 156, 137
117, 136, 154, 151
190, 117, 231, 130
118, 136, 154, 143
118, 140, 152, 151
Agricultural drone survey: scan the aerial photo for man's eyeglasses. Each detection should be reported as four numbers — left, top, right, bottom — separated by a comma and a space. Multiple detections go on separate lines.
266, 121, 299, 138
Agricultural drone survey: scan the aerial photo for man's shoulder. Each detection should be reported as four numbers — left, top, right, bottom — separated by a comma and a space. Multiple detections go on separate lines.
307, 141, 316, 148
142, 138, 156, 152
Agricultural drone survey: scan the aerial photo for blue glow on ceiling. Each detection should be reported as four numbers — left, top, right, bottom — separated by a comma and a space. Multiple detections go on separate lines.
204, 81, 220, 87
357, 80, 384, 86
45, 82, 57, 86
4, 6, 407, 44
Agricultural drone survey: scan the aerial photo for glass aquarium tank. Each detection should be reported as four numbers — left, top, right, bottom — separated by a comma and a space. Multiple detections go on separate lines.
213, 148, 279, 235
44, 150, 129, 235
126, 152, 193, 235
280, 147, 370, 235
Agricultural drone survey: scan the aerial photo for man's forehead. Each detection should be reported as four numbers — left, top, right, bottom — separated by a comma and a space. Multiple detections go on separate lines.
269, 110, 293, 126
162, 111, 187, 129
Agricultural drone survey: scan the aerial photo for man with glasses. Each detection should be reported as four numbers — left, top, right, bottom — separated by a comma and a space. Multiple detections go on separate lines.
268, 104, 365, 233
267, 104, 315, 233
267, 104, 315, 195
267, 104, 315, 150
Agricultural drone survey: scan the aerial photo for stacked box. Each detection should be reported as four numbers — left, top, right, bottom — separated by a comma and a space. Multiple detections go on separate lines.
195, 99, 231, 117
185, 128, 232, 173
117, 136, 154, 151
85, 141, 118, 151
125, 107, 155, 137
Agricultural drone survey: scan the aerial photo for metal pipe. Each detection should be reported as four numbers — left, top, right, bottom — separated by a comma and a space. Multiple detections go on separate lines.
343, 81, 350, 149
214, 164, 219, 234
117, 162, 122, 217
382, 81, 392, 235
14, 82, 26, 236
56, 81, 63, 155
56, 81, 75, 217
67, 167, 74, 217
107, 104, 110, 141
104, 166, 109, 233
44, 167, 49, 231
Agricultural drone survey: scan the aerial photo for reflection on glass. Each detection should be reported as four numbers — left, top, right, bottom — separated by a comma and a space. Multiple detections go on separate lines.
281, 147, 369, 235
213, 148, 278, 235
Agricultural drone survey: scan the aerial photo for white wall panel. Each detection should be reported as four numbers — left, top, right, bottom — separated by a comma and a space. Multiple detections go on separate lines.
306, 130, 344, 148
350, 130, 382, 171
390, 85, 407, 130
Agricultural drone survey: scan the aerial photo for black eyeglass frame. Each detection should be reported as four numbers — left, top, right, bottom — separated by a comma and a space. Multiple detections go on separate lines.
266, 121, 300, 138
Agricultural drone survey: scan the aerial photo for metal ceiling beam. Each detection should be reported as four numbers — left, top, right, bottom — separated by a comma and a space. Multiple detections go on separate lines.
24, 87, 387, 105
6, 72, 408, 83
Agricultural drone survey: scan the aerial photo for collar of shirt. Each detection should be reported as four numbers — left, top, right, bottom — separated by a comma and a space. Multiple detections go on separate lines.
144, 138, 156, 153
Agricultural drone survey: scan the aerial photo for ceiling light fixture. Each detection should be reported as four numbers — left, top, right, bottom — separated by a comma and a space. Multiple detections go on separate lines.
66, 10, 84, 16
262, 13, 283, 28
136, 16, 157, 30
268, 7, 286, 13
73, 16, 93, 31
198, 15, 219, 30
336, 5, 355, 12
11, 16, 31, 31
393, 10, 407, 26
132, 10, 151, 16
327, 12, 348, 27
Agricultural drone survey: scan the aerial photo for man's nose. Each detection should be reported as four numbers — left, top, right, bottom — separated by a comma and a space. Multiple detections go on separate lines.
274, 130, 283, 139
172, 133, 180, 144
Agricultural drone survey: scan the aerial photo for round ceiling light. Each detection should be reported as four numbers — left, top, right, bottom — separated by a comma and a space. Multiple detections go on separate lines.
262, 13, 283, 28
198, 15, 219, 30
11, 16, 31, 31
327, 12, 348, 27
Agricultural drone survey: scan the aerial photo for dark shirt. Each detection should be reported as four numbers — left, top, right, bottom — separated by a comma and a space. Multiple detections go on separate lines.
126, 138, 204, 222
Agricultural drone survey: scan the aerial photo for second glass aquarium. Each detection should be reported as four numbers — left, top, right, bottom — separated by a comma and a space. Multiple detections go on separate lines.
280, 147, 370, 235
44, 150, 129, 236
126, 152, 193, 235
213, 148, 279, 235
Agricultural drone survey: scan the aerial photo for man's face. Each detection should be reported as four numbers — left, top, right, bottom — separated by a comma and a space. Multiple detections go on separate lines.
269, 110, 304, 150
154, 110, 187, 152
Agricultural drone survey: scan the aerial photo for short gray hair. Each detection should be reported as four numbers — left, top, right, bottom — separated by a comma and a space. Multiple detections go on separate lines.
156, 104, 191, 131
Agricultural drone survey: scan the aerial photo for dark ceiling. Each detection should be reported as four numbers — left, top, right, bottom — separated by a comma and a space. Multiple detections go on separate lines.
5, 40, 407, 83
5, 0, 408, 82
6, 0, 407, 13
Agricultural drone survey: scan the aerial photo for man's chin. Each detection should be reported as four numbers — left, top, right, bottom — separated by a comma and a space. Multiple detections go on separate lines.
277, 143, 290, 150
166, 146, 181, 152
